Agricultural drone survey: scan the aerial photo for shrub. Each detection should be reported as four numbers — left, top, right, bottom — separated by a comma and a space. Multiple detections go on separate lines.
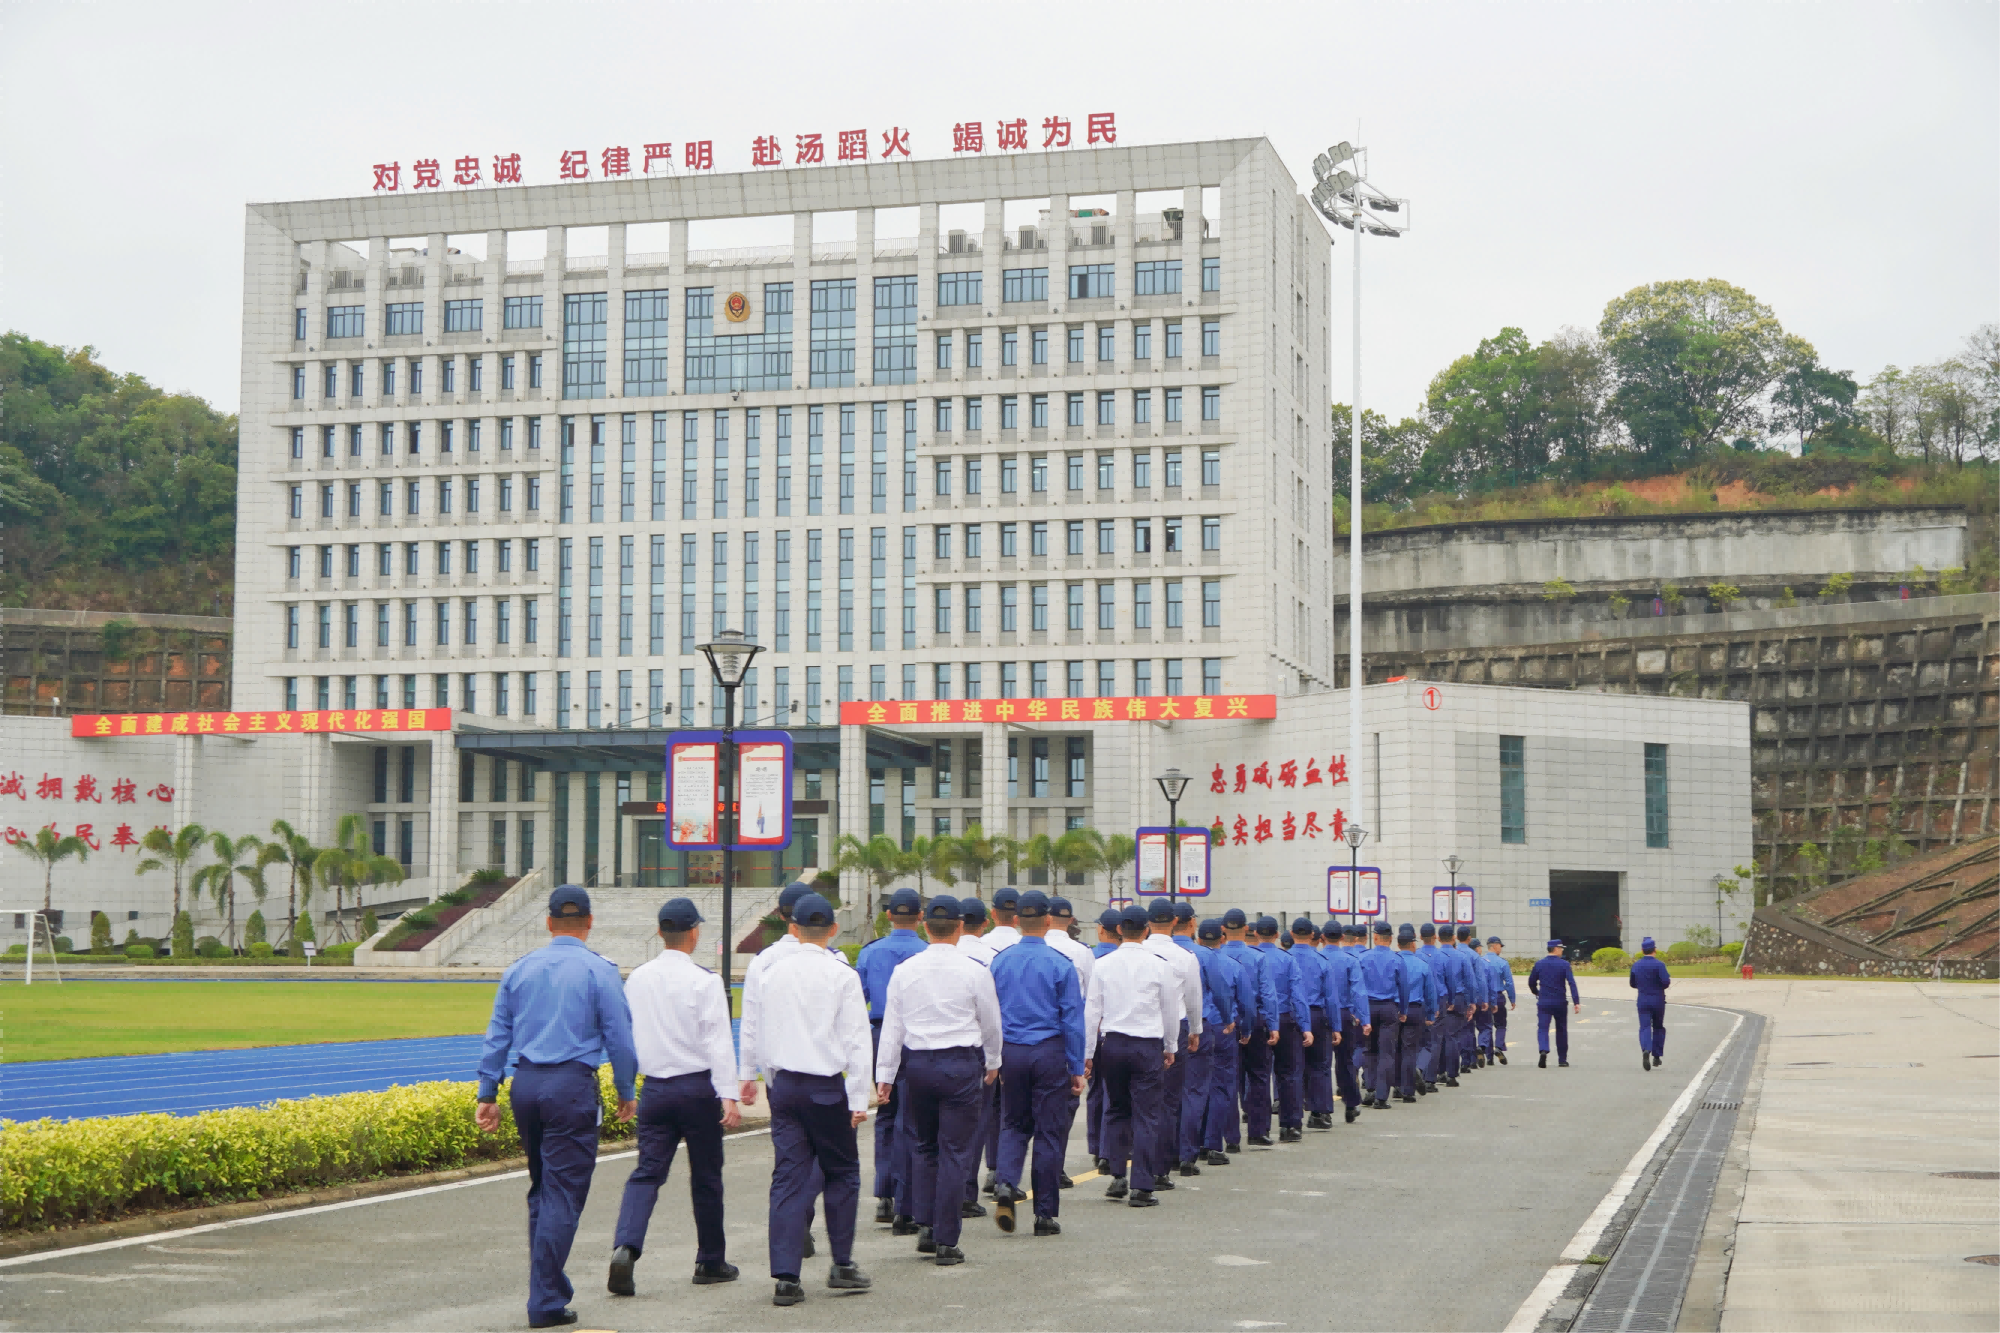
90, 911, 113, 953
399, 908, 439, 932
1592, 947, 1628, 970
125, 943, 157, 959
247, 942, 275, 959
171, 911, 194, 959
1721, 941, 1744, 961
4, 943, 24, 957
0, 1070, 639, 1229
1542, 577, 1577, 602
320, 941, 361, 963
52, 935, 74, 955
195, 935, 228, 959
468, 866, 506, 886
123, 928, 141, 948
1664, 941, 1703, 962
244, 911, 267, 947
435, 889, 472, 908
1775, 586, 1799, 608
1706, 581, 1741, 610
359, 909, 379, 939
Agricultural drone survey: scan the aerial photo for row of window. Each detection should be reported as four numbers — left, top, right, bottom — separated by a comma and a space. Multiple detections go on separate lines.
930, 387, 1220, 432
283, 597, 541, 651
285, 539, 541, 581
1498, 736, 1671, 849
932, 517, 1220, 558
289, 353, 543, 402
286, 475, 542, 520
931, 579, 1224, 633
939, 448, 1220, 494
287, 417, 545, 461
933, 318, 1218, 370
312, 296, 544, 343
281, 671, 537, 719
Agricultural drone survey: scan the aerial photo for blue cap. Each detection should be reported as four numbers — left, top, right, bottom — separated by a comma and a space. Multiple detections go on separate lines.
925, 894, 962, 924
778, 882, 813, 914
1347, 923, 1368, 939
1457, 925, 1475, 941
1221, 908, 1248, 929
1147, 897, 1177, 923
1641, 936, 1656, 951
960, 898, 988, 924
1098, 908, 1123, 929
1016, 889, 1051, 918
1487, 936, 1503, 946
1119, 904, 1150, 930
1173, 901, 1196, 922
1420, 923, 1438, 939
992, 886, 1021, 911
656, 897, 703, 929
1322, 919, 1344, 937
791, 893, 836, 927
1048, 895, 1075, 918
1197, 918, 1223, 941
1372, 920, 1394, 936
1255, 914, 1280, 935
548, 884, 591, 917
1292, 917, 1315, 935
1397, 922, 1417, 942
886, 887, 922, 915
1547, 938, 1565, 949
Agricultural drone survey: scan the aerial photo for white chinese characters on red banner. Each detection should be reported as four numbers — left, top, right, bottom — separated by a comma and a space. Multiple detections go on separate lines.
0, 770, 173, 853
1199, 751, 1351, 849
368, 114, 1116, 192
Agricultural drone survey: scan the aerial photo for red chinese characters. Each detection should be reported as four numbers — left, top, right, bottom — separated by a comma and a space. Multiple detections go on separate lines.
74, 822, 100, 851
559, 149, 589, 180
1301, 811, 1324, 838
643, 143, 672, 172
493, 153, 522, 184
453, 155, 481, 186
685, 141, 713, 170
36, 775, 62, 801
412, 159, 442, 189
1330, 808, 1347, 841
74, 775, 101, 803
1304, 758, 1323, 786
837, 129, 867, 161
1087, 112, 1117, 145
1210, 764, 1227, 795
371, 162, 400, 192
1329, 755, 1349, 785
952, 121, 983, 153
880, 126, 911, 158
795, 133, 824, 164
1042, 116, 1071, 148
1253, 816, 1273, 844
112, 779, 136, 804
602, 146, 631, 177
112, 823, 138, 850
1233, 764, 1248, 794
1232, 816, 1249, 847
1279, 760, 1298, 788
1251, 762, 1271, 789
751, 135, 781, 167
0, 772, 23, 801
1281, 811, 1297, 841
147, 784, 175, 803
996, 118, 1028, 151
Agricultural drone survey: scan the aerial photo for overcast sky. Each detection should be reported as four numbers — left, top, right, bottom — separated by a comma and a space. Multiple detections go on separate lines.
2, 0, 1993, 420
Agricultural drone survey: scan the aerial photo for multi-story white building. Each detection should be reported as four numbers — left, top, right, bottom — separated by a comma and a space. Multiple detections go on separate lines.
236, 137, 1335, 902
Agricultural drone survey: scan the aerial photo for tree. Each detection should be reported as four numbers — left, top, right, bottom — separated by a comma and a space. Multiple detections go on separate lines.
14, 827, 90, 943
1331, 404, 1432, 508
262, 819, 320, 945
831, 833, 905, 921
1420, 327, 1608, 490
1019, 833, 1060, 886
1102, 833, 1137, 899
1052, 827, 1108, 887
901, 834, 959, 899
134, 823, 208, 924
1859, 366, 1917, 455
1599, 279, 1800, 462
192, 831, 266, 950
1769, 354, 1861, 455
313, 813, 403, 943
90, 909, 113, 953
946, 826, 1009, 894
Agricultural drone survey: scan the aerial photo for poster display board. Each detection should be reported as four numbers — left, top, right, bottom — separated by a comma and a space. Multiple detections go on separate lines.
1454, 887, 1476, 924
1328, 866, 1382, 916
1135, 827, 1212, 897
664, 729, 793, 851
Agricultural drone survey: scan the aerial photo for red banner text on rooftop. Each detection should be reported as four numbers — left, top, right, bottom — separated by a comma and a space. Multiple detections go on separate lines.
72, 709, 454, 739
837, 695, 1275, 727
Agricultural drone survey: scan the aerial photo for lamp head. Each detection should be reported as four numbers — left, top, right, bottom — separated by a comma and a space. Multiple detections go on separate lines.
1443, 854, 1464, 876
1156, 767, 1190, 804
1344, 822, 1368, 851
697, 628, 762, 687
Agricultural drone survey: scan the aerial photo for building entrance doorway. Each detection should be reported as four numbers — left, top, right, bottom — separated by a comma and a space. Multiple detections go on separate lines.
1549, 870, 1622, 960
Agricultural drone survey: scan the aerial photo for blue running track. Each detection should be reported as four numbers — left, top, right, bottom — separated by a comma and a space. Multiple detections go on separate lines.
3, 1022, 744, 1121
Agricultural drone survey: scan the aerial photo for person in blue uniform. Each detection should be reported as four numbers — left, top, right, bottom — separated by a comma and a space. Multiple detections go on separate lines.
1415, 924, 1455, 1089
475, 885, 638, 1330
1201, 918, 1255, 1161
1175, 905, 1234, 1173
1394, 924, 1440, 1102
1085, 907, 1123, 1168
1261, 917, 1315, 1140
1356, 920, 1410, 1110
1485, 937, 1516, 1062
855, 888, 928, 1231
1326, 922, 1370, 1122
1630, 937, 1672, 1070
988, 890, 1086, 1235
1528, 939, 1582, 1068
610, 897, 741, 1297
1219, 908, 1277, 1149
1454, 926, 1490, 1070
1286, 919, 1336, 1129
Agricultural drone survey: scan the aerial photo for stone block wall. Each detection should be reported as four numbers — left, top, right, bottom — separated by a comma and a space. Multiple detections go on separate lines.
2, 609, 232, 716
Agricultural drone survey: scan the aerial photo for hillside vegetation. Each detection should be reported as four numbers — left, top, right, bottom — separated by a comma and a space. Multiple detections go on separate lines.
0, 332, 237, 615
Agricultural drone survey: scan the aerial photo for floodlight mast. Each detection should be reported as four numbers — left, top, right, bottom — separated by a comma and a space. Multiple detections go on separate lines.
1310, 143, 1407, 840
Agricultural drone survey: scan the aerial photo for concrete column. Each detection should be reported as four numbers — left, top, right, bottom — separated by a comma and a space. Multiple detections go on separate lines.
564, 770, 587, 887
597, 769, 618, 887
917, 202, 939, 385
1047, 193, 1069, 322
980, 722, 1009, 893
173, 736, 198, 834
542, 227, 565, 406
605, 224, 626, 398
838, 724, 869, 912
367, 237, 389, 372
427, 734, 455, 893
792, 212, 813, 383
423, 232, 446, 404
855, 211, 876, 386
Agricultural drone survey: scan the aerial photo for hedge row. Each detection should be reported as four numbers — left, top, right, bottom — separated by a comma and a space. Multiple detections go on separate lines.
1, 1069, 636, 1230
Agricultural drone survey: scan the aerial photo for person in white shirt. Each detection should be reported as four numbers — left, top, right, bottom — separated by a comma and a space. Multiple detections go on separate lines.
954, 898, 996, 965
982, 888, 1024, 955
736, 893, 874, 1308
1083, 904, 1181, 1207
1140, 898, 1205, 1190
873, 895, 1003, 1266
609, 898, 740, 1297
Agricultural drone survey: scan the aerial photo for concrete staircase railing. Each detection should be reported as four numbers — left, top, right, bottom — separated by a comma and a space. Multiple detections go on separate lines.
353, 867, 546, 969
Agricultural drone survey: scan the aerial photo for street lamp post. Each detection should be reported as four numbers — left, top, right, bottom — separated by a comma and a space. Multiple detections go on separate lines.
1310, 143, 1409, 842
1443, 854, 1463, 889
1155, 766, 1190, 905
698, 629, 763, 994
1344, 821, 1368, 926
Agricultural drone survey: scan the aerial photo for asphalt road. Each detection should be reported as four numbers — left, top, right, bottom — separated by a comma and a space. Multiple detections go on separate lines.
0, 1001, 1732, 1333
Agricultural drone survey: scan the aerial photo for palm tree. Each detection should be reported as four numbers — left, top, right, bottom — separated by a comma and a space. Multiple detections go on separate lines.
135, 823, 208, 922
1054, 827, 1109, 888
192, 832, 266, 950
1020, 832, 1059, 887
262, 820, 320, 945
314, 813, 405, 942
902, 835, 959, 900
15, 828, 90, 945
832, 832, 905, 922
1102, 833, 1137, 899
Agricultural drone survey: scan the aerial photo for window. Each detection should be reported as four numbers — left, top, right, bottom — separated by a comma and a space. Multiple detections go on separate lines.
1133, 518, 1152, 553
1165, 449, 1183, 488
1134, 323, 1152, 359
965, 585, 982, 631
934, 460, 951, 498
1202, 319, 1221, 357
623, 289, 671, 396
327, 306, 363, 339
1165, 388, 1183, 422
285, 605, 299, 648
1001, 662, 1018, 699
529, 354, 543, 388
1165, 581, 1183, 627
1066, 393, 1085, 427
1165, 658, 1185, 695
1001, 330, 1019, 365
1133, 389, 1151, 424
966, 333, 982, 368
527, 475, 541, 510
289, 427, 303, 458
501, 356, 516, 391
1031, 583, 1049, 630
999, 396, 1018, 430
1097, 519, 1115, 554
294, 308, 307, 340
1001, 458, 1018, 493
1500, 735, 1526, 844
504, 295, 543, 328
1001, 584, 1018, 631
1031, 662, 1049, 701
1134, 659, 1153, 695
385, 302, 423, 336
809, 278, 856, 387
872, 275, 917, 385
935, 333, 952, 370
319, 484, 335, 518
1165, 321, 1183, 359
1202, 580, 1221, 627
1097, 583, 1115, 629
291, 366, 305, 400
999, 522, 1018, 556
1202, 386, 1221, 420
323, 365, 337, 399
934, 587, 951, 633
965, 396, 982, 430
1202, 447, 1221, 486
1201, 256, 1220, 292
1644, 743, 1669, 848
938, 271, 981, 306
1065, 520, 1085, 555
1031, 328, 1048, 364
1067, 263, 1114, 299
935, 398, 953, 432
444, 299, 483, 332
1030, 394, 1049, 429
1134, 260, 1182, 295
1066, 455, 1084, 491
1030, 521, 1049, 556
1203, 658, 1221, 694
965, 458, 982, 494
1030, 456, 1048, 492
1002, 268, 1047, 303
562, 293, 607, 399
1097, 391, 1115, 426
1202, 516, 1221, 550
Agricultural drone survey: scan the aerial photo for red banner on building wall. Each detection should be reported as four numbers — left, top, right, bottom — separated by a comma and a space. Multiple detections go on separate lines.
71, 709, 453, 738
837, 695, 1275, 727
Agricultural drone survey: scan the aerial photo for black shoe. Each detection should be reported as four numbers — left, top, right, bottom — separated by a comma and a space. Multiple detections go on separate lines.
960, 1200, 987, 1218
1094, 1156, 1111, 1174
992, 1182, 1021, 1232
529, 1311, 579, 1329
1652, 1053, 1662, 1065
891, 1214, 919, 1236
1643, 1051, 1651, 1071
982, 1169, 997, 1196
934, 1244, 965, 1266
802, 1230, 816, 1258
1445, 1076, 1460, 1088
1225, 1142, 1242, 1153
1539, 1053, 1548, 1068
1247, 1134, 1274, 1147
1152, 1176, 1176, 1191
607, 1245, 637, 1297
1398, 1094, 1417, 1103
1416, 1082, 1430, 1095
1034, 1216, 1061, 1236
773, 1280, 805, 1307
1128, 1190, 1159, 1207
1205, 1149, 1232, 1165
693, 1260, 739, 1285
916, 1226, 937, 1254
1278, 1127, 1302, 1143
1310, 1112, 1334, 1129
1178, 1160, 1201, 1176
1498, 1051, 1508, 1065
827, 1262, 871, 1289
875, 1196, 894, 1224
1105, 1176, 1129, 1200
1371, 1098, 1391, 1110
1559, 1060, 1570, 1067
1059, 1173, 1074, 1189
1344, 1105, 1360, 1124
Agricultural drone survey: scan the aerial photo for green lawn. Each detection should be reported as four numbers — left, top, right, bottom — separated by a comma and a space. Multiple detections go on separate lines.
0, 980, 500, 1063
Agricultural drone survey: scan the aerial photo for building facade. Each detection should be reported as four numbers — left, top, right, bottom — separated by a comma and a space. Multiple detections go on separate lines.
235, 137, 1334, 893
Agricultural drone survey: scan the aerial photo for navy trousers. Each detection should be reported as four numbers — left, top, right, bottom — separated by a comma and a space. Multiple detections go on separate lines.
1398, 1017, 1430, 1097
1097, 1031, 1164, 1191
1473, 1004, 1495, 1053
1415, 1012, 1440, 1083
901, 1046, 985, 1248
1085, 1038, 1106, 1157
1239, 1024, 1274, 1137
766, 1071, 859, 1279
1159, 1021, 1188, 1175
1638, 1000, 1667, 1057
870, 1022, 905, 1203
965, 1077, 1000, 1201
1206, 1033, 1241, 1150
1493, 1001, 1509, 1051
1334, 1016, 1363, 1108
1177, 1032, 1214, 1163
998, 1037, 1072, 1218
1366, 1000, 1404, 1100
1457, 998, 1480, 1064
1435, 1008, 1459, 1079
1305, 1007, 1335, 1115
613, 1071, 726, 1263
1537, 1003, 1570, 1060
1273, 1016, 1306, 1129
510, 1060, 601, 1324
